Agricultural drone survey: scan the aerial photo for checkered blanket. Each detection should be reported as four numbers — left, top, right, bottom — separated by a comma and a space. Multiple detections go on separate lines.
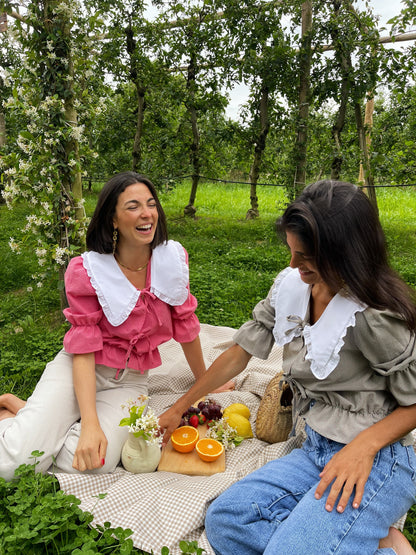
55, 323, 407, 554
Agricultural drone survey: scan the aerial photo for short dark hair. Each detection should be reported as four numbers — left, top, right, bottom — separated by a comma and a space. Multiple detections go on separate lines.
86, 171, 168, 253
278, 180, 416, 330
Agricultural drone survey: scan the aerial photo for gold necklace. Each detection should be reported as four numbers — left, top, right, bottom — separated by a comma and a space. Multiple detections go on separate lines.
115, 255, 149, 272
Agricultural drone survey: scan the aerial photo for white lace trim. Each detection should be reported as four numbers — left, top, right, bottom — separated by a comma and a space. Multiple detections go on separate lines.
271, 267, 367, 380
82, 240, 189, 327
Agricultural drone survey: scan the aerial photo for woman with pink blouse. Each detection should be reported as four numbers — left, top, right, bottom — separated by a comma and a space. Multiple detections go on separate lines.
0, 171, 215, 480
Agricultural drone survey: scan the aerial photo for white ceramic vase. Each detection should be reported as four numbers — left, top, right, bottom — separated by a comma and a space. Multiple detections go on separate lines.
121, 433, 161, 473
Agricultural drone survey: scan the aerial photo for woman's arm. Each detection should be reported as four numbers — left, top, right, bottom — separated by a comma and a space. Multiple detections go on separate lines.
158, 344, 252, 445
180, 336, 206, 381
315, 403, 416, 513
72, 353, 107, 471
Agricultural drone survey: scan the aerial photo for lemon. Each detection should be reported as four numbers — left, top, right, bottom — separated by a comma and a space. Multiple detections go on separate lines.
224, 413, 253, 438
223, 403, 251, 420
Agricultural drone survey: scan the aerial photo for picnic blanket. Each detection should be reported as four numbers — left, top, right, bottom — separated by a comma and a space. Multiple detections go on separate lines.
55, 323, 408, 554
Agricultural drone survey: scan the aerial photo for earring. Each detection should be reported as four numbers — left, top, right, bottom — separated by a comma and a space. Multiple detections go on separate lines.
112, 229, 118, 254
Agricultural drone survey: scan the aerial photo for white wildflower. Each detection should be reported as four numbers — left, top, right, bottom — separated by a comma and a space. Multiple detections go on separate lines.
206, 418, 244, 450
9, 238, 21, 253
69, 125, 84, 141
54, 246, 68, 265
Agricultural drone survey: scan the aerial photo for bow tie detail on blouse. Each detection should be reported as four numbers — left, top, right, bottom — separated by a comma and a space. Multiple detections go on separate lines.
125, 290, 161, 367
285, 315, 307, 336
283, 375, 311, 437
271, 268, 367, 379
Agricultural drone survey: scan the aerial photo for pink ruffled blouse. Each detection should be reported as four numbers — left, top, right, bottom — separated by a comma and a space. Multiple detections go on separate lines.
63, 241, 200, 373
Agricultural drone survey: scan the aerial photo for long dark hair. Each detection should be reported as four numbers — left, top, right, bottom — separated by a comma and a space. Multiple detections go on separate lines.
86, 172, 168, 253
278, 180, 416, 330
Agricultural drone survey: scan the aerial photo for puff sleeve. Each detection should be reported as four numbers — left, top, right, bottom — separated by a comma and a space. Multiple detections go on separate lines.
63, 256, 104, 354
170, 288, 200, 343
233, 282, 276, 359
164, 246, 200, 343
353, 308, 416, 407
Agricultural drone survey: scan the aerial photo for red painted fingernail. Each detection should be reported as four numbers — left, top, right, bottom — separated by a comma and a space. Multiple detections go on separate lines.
101, 458, 105, 466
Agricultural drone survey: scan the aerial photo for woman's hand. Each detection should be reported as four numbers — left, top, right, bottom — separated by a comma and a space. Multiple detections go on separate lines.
72, 353, 107, 471
158, 345, 252, 447
73, 422, 108, 471
315, 404, 416, 513
210, 379, 235, 393
158, 405, 184, 447
314, 434, 376, 513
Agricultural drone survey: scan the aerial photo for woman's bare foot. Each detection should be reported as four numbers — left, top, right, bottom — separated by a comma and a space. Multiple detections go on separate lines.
0, 393, 26, 418
379, 527, 416, 554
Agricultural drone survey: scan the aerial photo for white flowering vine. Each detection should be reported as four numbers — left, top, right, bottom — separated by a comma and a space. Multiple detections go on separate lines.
0, 0, 102, 293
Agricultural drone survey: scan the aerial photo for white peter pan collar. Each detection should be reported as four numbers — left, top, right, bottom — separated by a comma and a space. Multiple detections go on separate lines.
82, 240, 189, 327
271, 267, 367, 380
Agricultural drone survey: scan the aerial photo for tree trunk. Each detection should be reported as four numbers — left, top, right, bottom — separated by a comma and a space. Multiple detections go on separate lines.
354, 100, 378, 212
0, 111, 6, 148
247, 84, 270, 220
292, 1, 313, 200
44, 0, 84, 311
331, 96, 347, 180
358, 94, 374, 186
0, 13, 7, 32
125, 24, 146, 172
330, 0, 350, 180
132, 82, 145, 171
184, 54, 200, 217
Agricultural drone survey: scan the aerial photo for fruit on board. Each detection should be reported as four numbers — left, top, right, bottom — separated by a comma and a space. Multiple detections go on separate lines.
223, 403, 251, 420
224, 412, 253, 438
188, 414, 200, 428
171, 426, 199, 453
181, 399, 223, 427
195, 438, 224, 462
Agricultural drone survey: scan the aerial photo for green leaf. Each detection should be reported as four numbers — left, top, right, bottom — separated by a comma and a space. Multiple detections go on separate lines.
19, 130, 34, 141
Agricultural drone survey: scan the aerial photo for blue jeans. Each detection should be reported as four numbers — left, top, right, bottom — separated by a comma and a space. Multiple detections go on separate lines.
205, 425, 416, 554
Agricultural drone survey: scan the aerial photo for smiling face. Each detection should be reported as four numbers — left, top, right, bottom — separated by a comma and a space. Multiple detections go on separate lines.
112, 182, 159, 250
286, 230, 323, 286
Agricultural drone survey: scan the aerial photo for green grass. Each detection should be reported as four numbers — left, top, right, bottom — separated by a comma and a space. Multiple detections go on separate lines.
377, 187, 416, 288
1, 182, 416, 550
159, 182, 291, 328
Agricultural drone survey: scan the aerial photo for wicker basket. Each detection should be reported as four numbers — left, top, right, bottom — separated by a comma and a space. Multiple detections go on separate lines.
255, 373, 293, 444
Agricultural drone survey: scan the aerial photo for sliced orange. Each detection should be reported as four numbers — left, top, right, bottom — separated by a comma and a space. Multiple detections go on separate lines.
171, 425, 199, 453
195, 438, 224, 462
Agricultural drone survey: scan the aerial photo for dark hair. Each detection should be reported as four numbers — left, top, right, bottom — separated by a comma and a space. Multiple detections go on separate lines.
278, 180, 416, 330
86, 171, 168, 253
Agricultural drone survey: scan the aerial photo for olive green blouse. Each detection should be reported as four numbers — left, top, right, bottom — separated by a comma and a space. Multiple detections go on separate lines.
234, 268, 416, 445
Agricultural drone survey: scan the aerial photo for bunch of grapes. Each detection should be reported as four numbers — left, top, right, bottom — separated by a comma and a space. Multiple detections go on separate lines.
180, 399, 223, 428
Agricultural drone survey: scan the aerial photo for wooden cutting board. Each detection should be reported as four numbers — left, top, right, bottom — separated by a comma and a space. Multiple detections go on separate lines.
158, 423, 225, 476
